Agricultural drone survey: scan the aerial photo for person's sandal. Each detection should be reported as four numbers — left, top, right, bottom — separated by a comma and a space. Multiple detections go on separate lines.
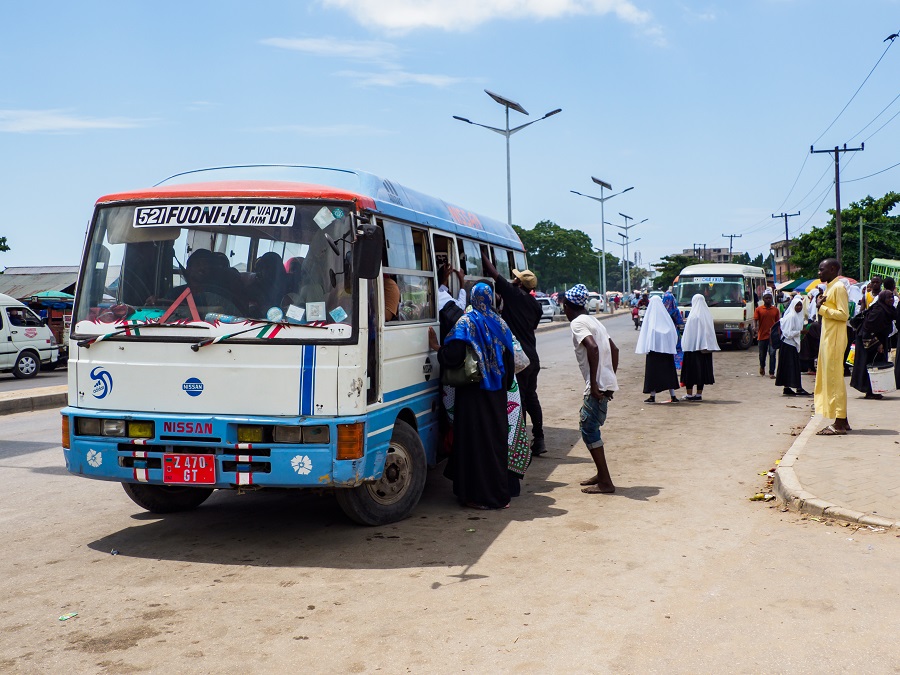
644, 396, 655, 403
669, 396, 679, 403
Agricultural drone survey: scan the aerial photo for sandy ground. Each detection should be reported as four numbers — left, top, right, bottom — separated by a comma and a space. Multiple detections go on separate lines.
2, 314, 899, 674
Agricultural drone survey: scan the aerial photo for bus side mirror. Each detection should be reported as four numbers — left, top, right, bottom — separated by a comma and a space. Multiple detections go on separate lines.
354, 223, 384, 279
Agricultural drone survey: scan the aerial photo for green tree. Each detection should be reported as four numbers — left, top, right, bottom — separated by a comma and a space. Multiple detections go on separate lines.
790, 192, 900, 280
732, 252, 751, 265
514, 221, 621, 292
0, 237, 8, 254
652, 254, 702, 290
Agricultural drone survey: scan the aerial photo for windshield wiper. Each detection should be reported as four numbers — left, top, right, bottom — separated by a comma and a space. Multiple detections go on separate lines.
190, 319, 328, 351
78, 322, 209, 348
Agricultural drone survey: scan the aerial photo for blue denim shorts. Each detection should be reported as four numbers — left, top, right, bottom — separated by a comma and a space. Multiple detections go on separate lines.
580, 395, 609, 450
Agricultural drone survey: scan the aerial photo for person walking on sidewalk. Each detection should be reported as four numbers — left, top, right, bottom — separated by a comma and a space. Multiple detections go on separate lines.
776, 295, 812, 397
481, 251, 546, 456
637, 296, 680, 403
754, 289, 780, 378
680, 293, 719, 401
850, 289, 895, 400
814, 258, 851, 435
561, 284, 619, 494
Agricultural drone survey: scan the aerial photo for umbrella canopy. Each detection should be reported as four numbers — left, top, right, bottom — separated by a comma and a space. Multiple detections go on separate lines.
780, 278, 814, 292
802, 276, 857, 293
30, 290, 75, 301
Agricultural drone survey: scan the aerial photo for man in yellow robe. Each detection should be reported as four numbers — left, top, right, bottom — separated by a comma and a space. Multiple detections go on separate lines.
814, 258, 851, 435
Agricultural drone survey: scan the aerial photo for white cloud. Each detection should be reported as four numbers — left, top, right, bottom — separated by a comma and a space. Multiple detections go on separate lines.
336, 68, 465, 87
261, 37, 400, 63
320, 0, 652, 31
0, 109, 147, 133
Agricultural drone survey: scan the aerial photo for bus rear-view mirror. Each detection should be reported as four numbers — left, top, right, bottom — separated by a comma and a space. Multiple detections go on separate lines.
354, 223, 384, 279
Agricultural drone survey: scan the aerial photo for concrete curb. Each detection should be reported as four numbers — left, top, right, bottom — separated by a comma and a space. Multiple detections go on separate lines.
774, 413, 900, 530
0, 386, 67, 416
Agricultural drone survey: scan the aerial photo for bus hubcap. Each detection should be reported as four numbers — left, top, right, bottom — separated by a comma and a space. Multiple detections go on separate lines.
366, 443, 411, 505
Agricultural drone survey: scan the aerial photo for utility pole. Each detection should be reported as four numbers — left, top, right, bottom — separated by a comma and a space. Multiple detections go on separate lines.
859, 216, 864, 279
721, 233, 742, 261
811, 143, 864, 267
771, 211, 800, 278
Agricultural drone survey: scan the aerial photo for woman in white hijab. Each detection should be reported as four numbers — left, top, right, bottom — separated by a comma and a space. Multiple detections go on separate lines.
636, 295, 680, 403
775, 295, 811, 396
680, 294, 720, 401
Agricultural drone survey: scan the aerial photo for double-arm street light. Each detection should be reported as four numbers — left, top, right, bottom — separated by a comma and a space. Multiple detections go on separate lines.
454, 89, 562, 228
570, 179, 634, 312
608, 235, 642, 294
615, 214, 648, 295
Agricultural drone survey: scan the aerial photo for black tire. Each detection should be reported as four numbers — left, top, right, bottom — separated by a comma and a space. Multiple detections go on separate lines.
12, 351, 40, 379
735, 330, 753, 350
121, 483, 214, 513
335, 419, 426, 526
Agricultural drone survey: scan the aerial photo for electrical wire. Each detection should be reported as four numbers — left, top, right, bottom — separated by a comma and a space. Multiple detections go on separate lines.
844, 159, 900, 184
847, 88, 900, 142
811, 36, 896, 147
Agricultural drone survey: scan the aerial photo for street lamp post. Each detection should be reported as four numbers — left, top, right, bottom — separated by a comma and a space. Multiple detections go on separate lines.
454, 90, 561, 228
570, 181, 634, 312
609, 236, 642, 293
615, 214, 647, 295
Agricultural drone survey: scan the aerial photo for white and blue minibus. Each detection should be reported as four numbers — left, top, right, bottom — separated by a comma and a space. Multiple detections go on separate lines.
61, 165, 528, 524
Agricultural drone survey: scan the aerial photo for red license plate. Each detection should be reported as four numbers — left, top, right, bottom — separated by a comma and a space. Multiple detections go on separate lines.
163, 454, 216, 484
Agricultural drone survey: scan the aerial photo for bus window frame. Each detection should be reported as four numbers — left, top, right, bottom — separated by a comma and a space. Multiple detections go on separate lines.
381, 218, 438, 325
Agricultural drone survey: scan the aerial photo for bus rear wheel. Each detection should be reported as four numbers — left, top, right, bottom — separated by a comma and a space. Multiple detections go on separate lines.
335, 420, 426, 526
122, 483, 214, 513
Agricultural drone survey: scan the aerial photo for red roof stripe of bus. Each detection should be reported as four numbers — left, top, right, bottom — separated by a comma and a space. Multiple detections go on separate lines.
95, 181, 376, 210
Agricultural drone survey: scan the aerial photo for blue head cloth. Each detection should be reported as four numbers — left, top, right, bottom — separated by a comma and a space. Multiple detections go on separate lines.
446, 282, 514, 391
565, 284, 589, 307
663, 291, 683, 326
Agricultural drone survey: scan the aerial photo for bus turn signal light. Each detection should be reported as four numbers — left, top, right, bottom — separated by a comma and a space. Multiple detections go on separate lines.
62, 415, 70, 449
336, 423, 365, 460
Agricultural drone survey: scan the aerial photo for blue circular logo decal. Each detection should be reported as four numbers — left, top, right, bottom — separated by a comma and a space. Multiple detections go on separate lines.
90, 367, 113, 399
182, 377, 204, 397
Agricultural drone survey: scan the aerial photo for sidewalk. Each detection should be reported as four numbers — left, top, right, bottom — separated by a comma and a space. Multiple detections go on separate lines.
0, 384, 67, 415
775, 384, 900, 529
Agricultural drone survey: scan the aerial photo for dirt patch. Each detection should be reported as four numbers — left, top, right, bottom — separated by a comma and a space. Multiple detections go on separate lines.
68, 625, 162, 654
96, 659, 149, 673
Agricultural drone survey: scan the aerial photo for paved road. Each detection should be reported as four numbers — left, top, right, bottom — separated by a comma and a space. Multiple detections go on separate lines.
2, 315, 898, 673
0, 367, 66, 392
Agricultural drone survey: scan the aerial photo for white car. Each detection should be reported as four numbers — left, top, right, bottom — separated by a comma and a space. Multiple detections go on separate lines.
537, 297, 560, 321
586, 292, 606, 312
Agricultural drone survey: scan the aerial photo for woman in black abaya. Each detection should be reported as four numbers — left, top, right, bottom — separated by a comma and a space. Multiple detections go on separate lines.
852, 290, 895, 399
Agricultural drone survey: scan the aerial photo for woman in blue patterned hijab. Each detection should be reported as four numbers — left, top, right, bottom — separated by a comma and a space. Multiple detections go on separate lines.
445, 282, 514, 391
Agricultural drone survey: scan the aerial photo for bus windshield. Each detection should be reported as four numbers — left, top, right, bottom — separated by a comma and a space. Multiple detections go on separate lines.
74, 201, 356, 335
675, 275, 747, 307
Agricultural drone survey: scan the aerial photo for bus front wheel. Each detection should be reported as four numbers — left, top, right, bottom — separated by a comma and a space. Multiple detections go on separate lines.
335, 420, 426, 526
735, 331, 753, 350
122, 483, 214, 513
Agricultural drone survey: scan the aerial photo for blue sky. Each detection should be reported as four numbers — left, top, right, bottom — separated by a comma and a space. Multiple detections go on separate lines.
2, 1, 899, 277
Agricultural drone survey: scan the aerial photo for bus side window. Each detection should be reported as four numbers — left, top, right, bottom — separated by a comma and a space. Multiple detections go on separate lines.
383, 220, 435, 323
493, 246, 511, 280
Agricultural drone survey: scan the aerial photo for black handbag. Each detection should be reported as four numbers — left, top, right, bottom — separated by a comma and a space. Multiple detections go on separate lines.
441, 345, 482, 387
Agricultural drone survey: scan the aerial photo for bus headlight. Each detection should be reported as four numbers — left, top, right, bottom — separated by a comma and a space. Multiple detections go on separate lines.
273, 425, 303, 444
76, 418, 102, 435
101, 420, 127, 437
127, 421, 154, 438
303, 426, 329, 444
238, 425, 265, 443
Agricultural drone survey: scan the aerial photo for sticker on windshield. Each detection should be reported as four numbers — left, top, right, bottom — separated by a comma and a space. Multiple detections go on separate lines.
313, 206, 336, 229
134, 204, 296, 228
306, 302, 326, 322
266, 307, 284, 322
329, 306, 348, 323
285, 304, 306, 324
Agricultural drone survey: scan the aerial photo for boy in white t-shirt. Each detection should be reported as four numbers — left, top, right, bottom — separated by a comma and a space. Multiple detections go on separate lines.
562, 284, 619, 494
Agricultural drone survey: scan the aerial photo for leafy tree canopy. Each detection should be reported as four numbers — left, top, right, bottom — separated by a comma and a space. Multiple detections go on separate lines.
0, 237, 8, 254
790, 192, 900, 280
514, 221, 622, 293
652, 254, 702, 290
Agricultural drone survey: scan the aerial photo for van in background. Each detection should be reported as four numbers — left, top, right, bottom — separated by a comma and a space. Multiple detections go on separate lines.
0, 293, 60, 378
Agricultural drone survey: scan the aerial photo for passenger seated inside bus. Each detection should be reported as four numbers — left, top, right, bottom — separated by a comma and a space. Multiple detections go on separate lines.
152, 248, 243, 318
384, 273, 400, 321
248, 252, 288, 316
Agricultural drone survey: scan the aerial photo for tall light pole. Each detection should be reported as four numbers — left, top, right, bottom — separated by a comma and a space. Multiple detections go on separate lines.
454, 90, 561, 228
607, 236, 642, 293
570, 181, 634, 312
615, 214, 647, 294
